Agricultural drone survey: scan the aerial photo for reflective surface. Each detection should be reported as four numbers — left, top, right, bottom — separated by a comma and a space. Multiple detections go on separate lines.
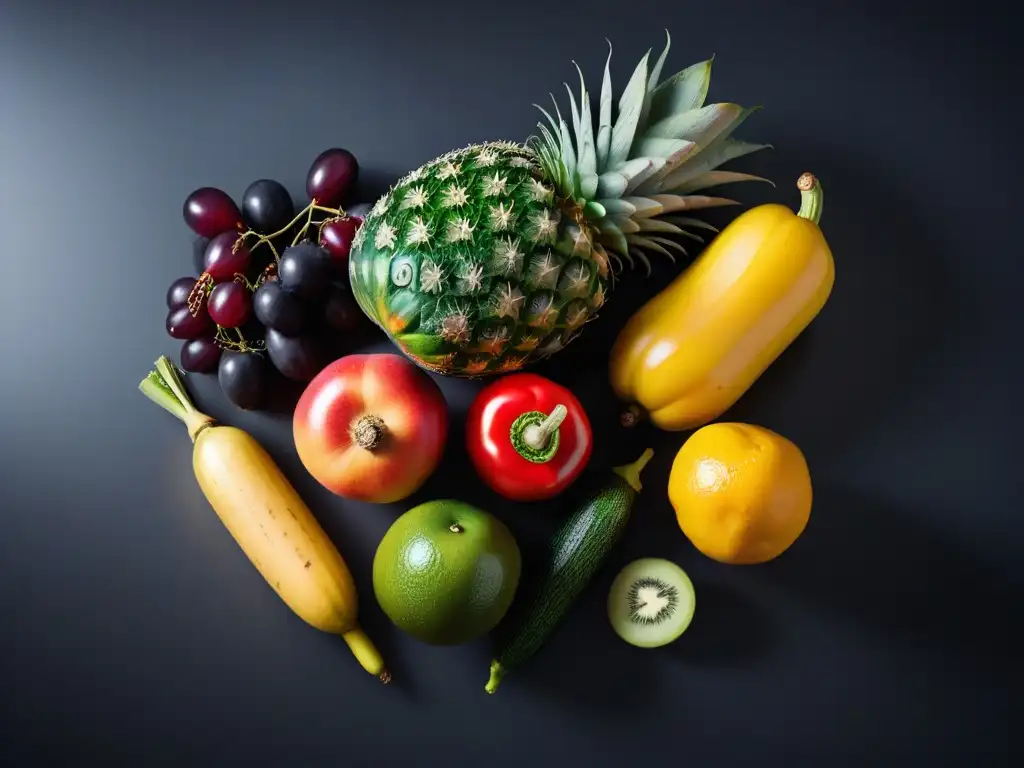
0, 0, 1019, 764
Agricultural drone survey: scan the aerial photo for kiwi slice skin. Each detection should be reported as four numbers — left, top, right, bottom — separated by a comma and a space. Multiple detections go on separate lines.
607, 558, 696, 648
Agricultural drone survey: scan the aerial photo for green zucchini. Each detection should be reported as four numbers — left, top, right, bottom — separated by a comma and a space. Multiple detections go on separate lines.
485, 448, 654, 694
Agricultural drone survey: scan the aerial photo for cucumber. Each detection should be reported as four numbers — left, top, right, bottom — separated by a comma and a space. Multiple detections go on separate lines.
485, 448, 654, 694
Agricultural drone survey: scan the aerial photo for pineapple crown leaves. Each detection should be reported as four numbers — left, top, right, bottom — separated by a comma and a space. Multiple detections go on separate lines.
526, 30, 774, 276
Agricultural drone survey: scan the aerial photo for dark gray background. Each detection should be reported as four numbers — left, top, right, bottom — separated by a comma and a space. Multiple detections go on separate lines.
1, 0, 1019, 764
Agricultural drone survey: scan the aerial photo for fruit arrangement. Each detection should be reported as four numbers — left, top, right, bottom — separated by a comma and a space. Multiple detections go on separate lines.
165, 148, 369, 410
141, 33, 837, 696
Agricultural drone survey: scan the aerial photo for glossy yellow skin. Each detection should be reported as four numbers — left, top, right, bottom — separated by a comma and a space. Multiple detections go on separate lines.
609, 187, 834, 432
668, 423, 812, 565
192, 424, 388, 680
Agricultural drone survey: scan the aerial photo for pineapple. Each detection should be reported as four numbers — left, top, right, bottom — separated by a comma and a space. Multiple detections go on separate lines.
349, 33, 770, 377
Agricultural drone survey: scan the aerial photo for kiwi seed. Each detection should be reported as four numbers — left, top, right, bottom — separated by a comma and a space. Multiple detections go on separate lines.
626, 576, 680, 625
607, 558, 696, 648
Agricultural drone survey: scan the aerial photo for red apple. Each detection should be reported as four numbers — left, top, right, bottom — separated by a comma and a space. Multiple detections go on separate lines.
293, 353, 449, 503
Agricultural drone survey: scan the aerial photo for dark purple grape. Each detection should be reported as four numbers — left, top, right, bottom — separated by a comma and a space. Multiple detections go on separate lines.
323, 286, 361, 332
241, 179, 294, 235
183, 187, 242, 238
167, 305, 213, 340
306, 149, 358, 207
204, 231, 252, 280
180, 335, 222, 373
265, 329, 327, 382
218, 350, 267, 411
192, 236, 210, 274
253, 280, 306, 336
319, 217, 359, 275
166, 276, 197, 309
208, 281, 253, 328
278, 244, 332, 302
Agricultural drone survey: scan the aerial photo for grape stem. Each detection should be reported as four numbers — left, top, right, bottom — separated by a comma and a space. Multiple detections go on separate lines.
187, 273, 213, 317
232, 272, 259, 291
290, 204, 317, 247
215, 326, 265, 353
239, 198, 348, 262
262, 239, 280, 262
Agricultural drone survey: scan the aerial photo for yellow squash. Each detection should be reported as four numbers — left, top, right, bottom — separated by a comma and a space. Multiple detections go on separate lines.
609, 173, 834, 432
139, 356, 389, 683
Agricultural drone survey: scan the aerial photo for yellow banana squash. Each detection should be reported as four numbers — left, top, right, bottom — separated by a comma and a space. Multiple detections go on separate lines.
609, 173, 834, 432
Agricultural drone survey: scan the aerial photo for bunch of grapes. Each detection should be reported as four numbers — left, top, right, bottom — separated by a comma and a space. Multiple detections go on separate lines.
164, 148, 371, 411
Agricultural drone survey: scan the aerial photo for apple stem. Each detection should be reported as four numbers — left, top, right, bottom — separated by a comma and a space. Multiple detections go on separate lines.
449, 524, 464, 533
352, 414, 386, 450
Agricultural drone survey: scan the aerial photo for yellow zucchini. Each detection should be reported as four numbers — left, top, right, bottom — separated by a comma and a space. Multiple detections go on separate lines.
139, 355, 389, 682
609, 173, 835, 432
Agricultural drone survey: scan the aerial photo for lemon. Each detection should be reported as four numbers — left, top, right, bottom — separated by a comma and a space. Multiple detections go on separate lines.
668, 423, 812, 565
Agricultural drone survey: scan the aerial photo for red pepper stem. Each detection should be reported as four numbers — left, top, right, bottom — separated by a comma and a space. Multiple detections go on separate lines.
509, 406, 566, 464
522, 405, 568, 451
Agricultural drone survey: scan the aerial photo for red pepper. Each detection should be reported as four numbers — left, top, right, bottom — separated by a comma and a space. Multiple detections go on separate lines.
466, 373, 593, 502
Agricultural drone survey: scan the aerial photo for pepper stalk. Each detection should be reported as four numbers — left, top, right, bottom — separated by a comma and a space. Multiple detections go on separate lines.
510, 405, 568, 463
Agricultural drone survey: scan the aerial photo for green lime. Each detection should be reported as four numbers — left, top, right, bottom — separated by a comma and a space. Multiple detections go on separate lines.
372, 500, 522, 645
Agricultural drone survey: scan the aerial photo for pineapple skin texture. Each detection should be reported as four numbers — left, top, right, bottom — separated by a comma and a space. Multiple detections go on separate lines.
349, 142, 610, 378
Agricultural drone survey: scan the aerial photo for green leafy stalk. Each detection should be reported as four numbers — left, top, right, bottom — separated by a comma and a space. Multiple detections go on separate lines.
140, 368, 187, 422
138, 355, 213, 440
526, 36, 770, 276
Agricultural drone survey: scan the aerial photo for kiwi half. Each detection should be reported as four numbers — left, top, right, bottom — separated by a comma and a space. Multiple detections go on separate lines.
607, 558, 695, 648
